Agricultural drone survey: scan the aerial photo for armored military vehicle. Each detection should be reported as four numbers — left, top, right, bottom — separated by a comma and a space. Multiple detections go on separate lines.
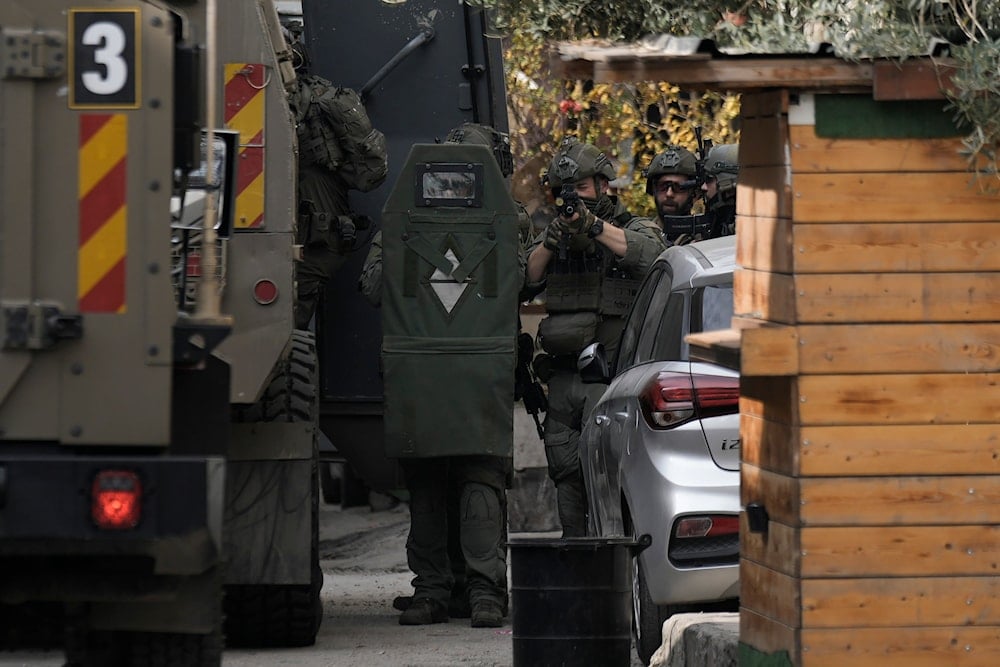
0, 0, 510, 662
0, 0, 320, 661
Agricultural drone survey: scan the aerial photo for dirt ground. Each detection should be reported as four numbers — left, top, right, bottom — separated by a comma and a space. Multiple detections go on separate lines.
0, 501, 645, 667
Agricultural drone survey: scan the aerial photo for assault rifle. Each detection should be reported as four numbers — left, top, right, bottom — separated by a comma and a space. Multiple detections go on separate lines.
514, 332, 547, 439
554, 183, 581, 261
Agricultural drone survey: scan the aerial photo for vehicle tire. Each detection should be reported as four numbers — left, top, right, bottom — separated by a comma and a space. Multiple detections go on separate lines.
319, 461, 341, 505
633, 552, 670, 666
225, 330, 323, 648
624, 504, 674, 666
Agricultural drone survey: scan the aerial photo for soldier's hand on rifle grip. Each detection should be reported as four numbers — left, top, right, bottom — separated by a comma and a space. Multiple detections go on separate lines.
543, 219, 566, 253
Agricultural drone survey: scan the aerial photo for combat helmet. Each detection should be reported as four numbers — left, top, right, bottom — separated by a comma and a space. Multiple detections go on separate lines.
704, 143, 740, 197
545, 137, 616, 192
644, 145, 698, 195
445, 123, 514, 177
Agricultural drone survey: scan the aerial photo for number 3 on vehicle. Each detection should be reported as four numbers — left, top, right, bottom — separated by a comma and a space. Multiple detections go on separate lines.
69, 9, 140, 109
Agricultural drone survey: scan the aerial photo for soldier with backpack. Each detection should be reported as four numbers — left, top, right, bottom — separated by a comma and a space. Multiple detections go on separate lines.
285, 29, 389, 328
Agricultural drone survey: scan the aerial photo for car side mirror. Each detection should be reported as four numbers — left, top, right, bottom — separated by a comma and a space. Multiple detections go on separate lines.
578, 342, 610, 384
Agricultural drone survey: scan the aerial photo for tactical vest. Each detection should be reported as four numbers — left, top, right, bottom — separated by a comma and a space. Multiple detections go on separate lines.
381, 143, 520, 458
545, 208, 643, 318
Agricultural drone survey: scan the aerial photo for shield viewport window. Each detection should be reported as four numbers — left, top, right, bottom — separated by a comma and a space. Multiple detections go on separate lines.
415, 162, 484, 208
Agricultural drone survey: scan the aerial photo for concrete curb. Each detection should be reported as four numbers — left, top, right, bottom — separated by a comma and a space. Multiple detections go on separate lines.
650, 612, 739, 667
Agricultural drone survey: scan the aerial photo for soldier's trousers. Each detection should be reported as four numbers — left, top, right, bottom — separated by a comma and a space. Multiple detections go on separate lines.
401, 455, 507, 607
541, 365, 606, 537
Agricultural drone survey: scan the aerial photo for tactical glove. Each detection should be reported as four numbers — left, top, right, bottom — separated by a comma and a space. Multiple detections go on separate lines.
543, 219, 566, 252
568, 232, 595, 253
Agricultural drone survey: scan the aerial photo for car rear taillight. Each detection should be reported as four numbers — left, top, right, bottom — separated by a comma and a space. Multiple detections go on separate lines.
91, 470, 142, 530
675, 515, 740, 538
639, 371, 740, 429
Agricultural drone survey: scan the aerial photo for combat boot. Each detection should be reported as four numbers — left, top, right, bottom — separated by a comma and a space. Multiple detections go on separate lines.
393, 592, 471, 619
398, 597, 448, 626
470, 599, 503, 628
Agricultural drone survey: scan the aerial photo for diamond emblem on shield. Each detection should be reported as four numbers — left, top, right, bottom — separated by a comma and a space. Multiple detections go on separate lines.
429, 248, 468, 313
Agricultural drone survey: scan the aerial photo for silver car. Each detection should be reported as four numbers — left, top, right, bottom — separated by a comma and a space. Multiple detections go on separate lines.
578, 235, 740, 665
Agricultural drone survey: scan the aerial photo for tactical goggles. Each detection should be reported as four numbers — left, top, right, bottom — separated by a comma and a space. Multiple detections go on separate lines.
655, 179, 697, 194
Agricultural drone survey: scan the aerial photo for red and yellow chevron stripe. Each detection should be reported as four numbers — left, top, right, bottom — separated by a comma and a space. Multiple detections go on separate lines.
78, 113, 127, 313
224, 63, 266, 229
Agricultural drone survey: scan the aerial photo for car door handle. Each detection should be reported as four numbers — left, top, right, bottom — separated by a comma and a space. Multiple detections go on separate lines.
594, 414, 610, 426
613, 411, 629, 422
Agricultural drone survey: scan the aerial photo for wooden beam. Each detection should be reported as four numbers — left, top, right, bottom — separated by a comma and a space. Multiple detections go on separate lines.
581, 57, 874, 90
686, 328, 741, 370
873, 60, 958, 101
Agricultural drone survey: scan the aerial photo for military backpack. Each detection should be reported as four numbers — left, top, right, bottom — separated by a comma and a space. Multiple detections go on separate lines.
295, 75, 388, 193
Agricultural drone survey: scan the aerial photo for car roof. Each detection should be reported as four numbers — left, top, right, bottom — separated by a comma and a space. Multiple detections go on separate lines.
658, 235, 737, 289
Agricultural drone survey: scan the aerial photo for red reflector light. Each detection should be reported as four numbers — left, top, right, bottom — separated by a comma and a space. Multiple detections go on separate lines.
675, 515, 740, 538
186, 251, 202, 278
253, 279, 279, 305
640, 371, 740, 429
91, 470, 142, 530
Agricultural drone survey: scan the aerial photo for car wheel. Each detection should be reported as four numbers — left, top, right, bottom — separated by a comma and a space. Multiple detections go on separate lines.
632, 548, 669, 665
625, 505, 674, 666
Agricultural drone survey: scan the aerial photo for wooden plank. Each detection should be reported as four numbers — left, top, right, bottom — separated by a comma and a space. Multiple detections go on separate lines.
590, 57, 873, 89
794, 273, 1000, 324
686, 328, 741, 370
796, 323, 1000, 374
873, 60, 958, 101
791, 172, 1000, 223
793, 222, 1000, 273
736, 215, 794, 274
734, 268, 796, 324
741, 512, 801, 578
804, 576, 1000, 628
739, 165, 793, 219
740, 90, 789, 119
798, 373, 1000, 426
741, 559, 801, 629
742, 325, 799, 376
799, 424, 1000, 477
790, 124, 971, 173
741, 376, 800, 425
800, 525, 1000, 577
801, 626, 1000, 667
742, 463, 800, 527
742, 414, 799, 476
741, 113, 789, 168
741, 607, 799, 663
800, 476, 1000, 526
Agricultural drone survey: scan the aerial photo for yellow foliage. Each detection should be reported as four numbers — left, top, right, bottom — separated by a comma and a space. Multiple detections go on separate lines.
504, 32, 740, 217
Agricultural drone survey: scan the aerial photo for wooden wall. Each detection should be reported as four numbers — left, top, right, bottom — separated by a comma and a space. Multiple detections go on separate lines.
736, 90, 1000, 665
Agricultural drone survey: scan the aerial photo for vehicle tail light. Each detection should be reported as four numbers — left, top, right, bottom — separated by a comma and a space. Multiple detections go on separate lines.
639, 371, 740, 429
675, 515, 739, 538
91, 470, 142, 530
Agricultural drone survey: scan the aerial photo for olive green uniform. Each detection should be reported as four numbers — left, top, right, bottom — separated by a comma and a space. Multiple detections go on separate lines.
525, 196, 665, 536
295, 163, 351, 328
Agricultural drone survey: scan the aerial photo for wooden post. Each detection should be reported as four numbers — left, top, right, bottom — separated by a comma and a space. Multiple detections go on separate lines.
736, 89, 1000, 666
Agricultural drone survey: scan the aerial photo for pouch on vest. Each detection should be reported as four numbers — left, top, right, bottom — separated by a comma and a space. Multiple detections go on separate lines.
544, 270, 601, 313
599, 275, 641, 317
381, 143, 520, 458
537, 312, 599, 356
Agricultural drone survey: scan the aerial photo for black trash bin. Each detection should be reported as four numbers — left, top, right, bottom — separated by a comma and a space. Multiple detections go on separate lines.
509, 536, 648, 667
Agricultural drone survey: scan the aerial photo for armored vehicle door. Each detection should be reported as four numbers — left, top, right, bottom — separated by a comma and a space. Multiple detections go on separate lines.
300, 0, 507, 485
381, 142, 519, 457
